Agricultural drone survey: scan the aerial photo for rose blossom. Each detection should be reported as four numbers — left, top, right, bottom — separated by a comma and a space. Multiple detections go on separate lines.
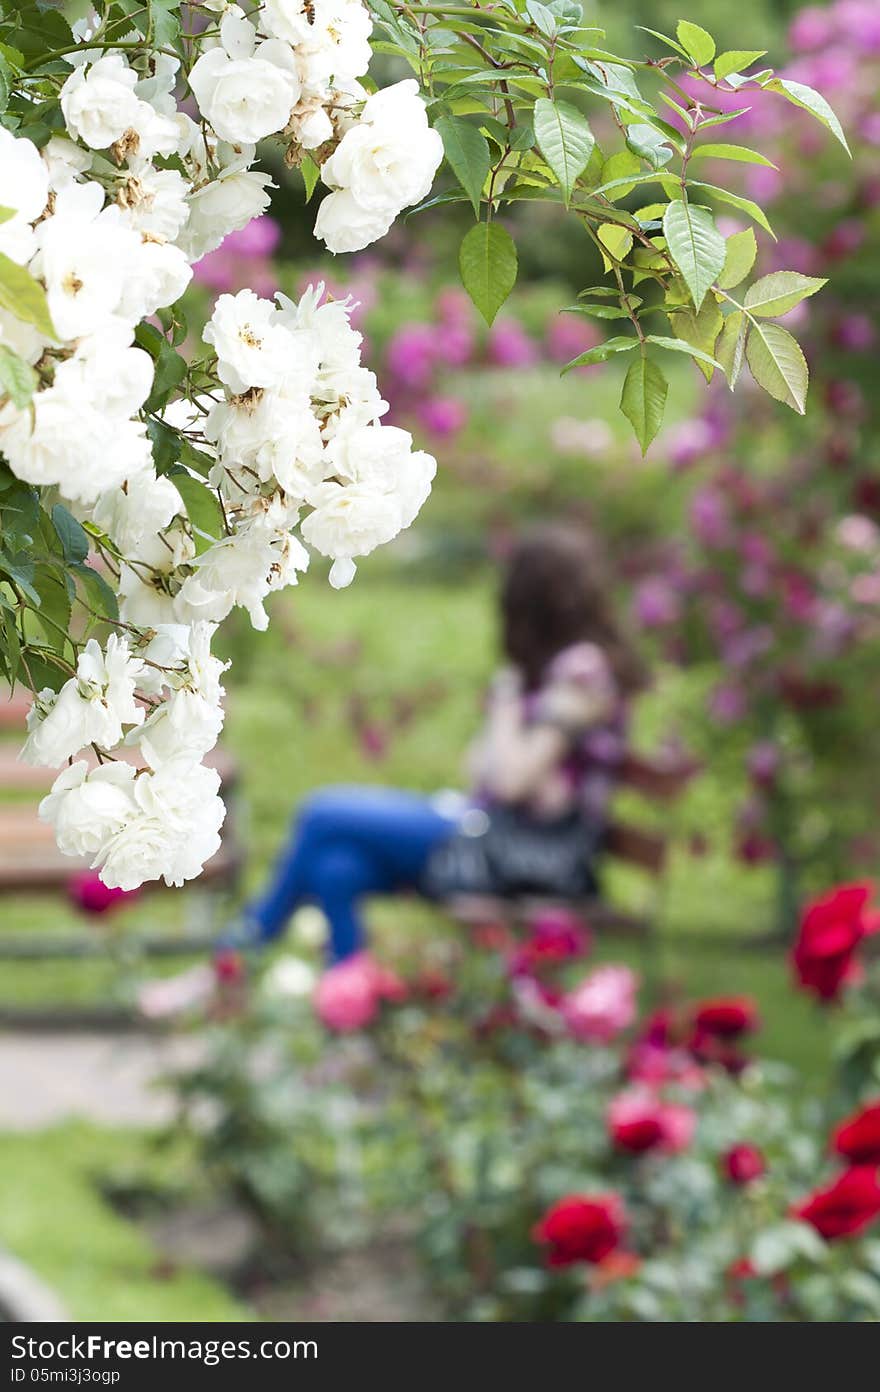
722, 1143, 766, 1185
561, 965, 638, 1043
793, 1167, 880, 1241
791, 881, 879, 1001
314, 952, 406, 1031
691, 996, 760, 1039
832, 1100, 880, 1166
607, 1089, 696, 1154
532, 1193, 627, 1267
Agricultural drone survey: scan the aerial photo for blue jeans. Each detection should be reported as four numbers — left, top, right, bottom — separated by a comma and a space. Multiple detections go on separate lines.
241, 786, 458, 961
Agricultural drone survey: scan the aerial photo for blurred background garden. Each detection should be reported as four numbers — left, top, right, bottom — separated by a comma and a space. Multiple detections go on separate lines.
2, 0, 880, 1323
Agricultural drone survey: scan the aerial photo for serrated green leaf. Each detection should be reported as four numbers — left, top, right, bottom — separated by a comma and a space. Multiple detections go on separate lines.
436, 115, 490, 217
665, 295, 723, 381
743, 271, 827, 318
690, 143, 777, 168
561, 336, 638, 372
625, 123, 675, 169
533, 98, 595, 204
620, 354, 667, 454
686, 181, 775, 235
646, 333, 723, 372
597, 222, 633, 269
763, 77, 850, 156
713, 50, 766, 80
169, 470, 224, 552
663, 200, 725, 311
636, 26, 690, 59
51, 504, 89, 565
0, 343, 37, 408
718, 228, 757, 289
0, 252, 55, 338
676, 20, 715, 66
715, 310, 747, 388
73, 563, 119, 622
746, 321, 808, 412
301, 154, 320, 201
459, 222, 517, 325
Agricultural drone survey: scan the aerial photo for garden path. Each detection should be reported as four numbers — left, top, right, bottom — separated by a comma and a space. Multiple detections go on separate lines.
0, 1030, 204, 1129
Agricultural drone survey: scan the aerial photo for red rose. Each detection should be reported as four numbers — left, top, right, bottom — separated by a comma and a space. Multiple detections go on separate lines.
832, 1100, 880, 1166
532, 1193, 626, 1267
791, 881, 879, 1002
607, 1089, 696, 1154
692, 996, 759, 1039
213, 949, 245, 984
723, 1143, 766, 1185
793, 1166, 880, 1241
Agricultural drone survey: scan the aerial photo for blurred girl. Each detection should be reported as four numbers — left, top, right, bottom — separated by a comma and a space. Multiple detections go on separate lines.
140, 523, 646, 1015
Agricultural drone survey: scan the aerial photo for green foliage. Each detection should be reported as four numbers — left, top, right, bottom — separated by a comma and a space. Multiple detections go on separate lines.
459, 221, 518, 324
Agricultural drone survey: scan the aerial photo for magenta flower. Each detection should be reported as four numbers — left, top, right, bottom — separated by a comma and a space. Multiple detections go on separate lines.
417, 394, 468, 438
545, 315, 601, 364
386, 323, 437, 389
561, 965, 638, 1043
632, 576, 682, 629
690, 486, 732, 548
488, 317, 538, 367
789, 5, 837, 51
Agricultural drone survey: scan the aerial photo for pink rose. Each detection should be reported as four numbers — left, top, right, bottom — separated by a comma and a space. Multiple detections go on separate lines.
314, 952, 407, 1032
561, 965, 638, 1043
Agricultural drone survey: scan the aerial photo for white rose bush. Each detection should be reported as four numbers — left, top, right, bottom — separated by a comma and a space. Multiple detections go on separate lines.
0, 1, 849, 893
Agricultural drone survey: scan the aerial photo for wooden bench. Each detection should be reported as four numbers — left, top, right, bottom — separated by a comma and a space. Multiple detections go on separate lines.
445, 750, 696, 939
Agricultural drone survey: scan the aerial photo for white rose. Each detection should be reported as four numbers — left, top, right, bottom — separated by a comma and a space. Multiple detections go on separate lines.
189, 29, 300, 145
135, 688, 225, 766
92, 469, 182, 555
325, 422, 436, 527
98, 759, 226, 890
0, 128, 50, 264
42, 135, 92, 191
178, 522, 309, 631
262, 955, 317, 999
116, 236, 192, 321
264, 0, 372, 83
179, 167, 274, 261
21, 634, 144, 767
204, 290, 314, 394
33, 181, 134, 339
118, 166, 190, 241
60, 54, 142, 149
313, 188, 393, 255
301, 482, 403, 562
38, 761, 137, 858
319, 80, 443, 216
206, 388, 324, 498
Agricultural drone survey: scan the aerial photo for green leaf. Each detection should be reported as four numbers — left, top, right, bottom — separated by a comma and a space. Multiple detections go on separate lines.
718, 228, 757, 289
565, 303, 634, 320
533, 98, 595, 205
763, 77, 850, 156
746, 321, 808, 413
0, 343, 36, 408
636, 26, 690, 59
51, 504, 89, 565
459, 222, 517, 325
713, 50, 766, 80
73, 563, 119, 622
436, 115, 491, 217
686, 181, 775, 235
300, 154, 320, 201
625, 123, 675, 169
597, 223, 633, 269
646, 333, 723, 372
136, 324, 186, 413
169, 471, 224, 552
662, 200, 725, 311
676, 20, 715, 66
743, 271, 827, 318
0, 206, 15, 226
664, 295, 723, 381
690, 143, 777, 168
30, 563, 71, 652
620, 354, 667, 454
715, 310, 747, 388
0, 252, 55, 338
561, 336, 638, 372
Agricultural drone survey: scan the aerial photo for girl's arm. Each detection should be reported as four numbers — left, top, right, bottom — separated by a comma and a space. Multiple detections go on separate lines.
478, 653, 615, 804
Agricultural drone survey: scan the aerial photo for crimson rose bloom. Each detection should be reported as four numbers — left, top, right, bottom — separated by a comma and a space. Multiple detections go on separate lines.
793, 1166, 880, 1241
607, 1089, 695, 1154
723, 1143, 766, 1185
791, 881, 879, 1002
693, 996, 759, 1038
532, 1193, 626, 1267
832, 1100, 880, 1166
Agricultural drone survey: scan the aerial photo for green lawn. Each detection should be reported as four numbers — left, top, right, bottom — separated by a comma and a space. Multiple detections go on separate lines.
0, 1125, 251, 1321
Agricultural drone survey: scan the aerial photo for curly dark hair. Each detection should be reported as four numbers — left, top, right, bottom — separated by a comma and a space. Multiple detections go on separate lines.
500, 523, 648, 696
